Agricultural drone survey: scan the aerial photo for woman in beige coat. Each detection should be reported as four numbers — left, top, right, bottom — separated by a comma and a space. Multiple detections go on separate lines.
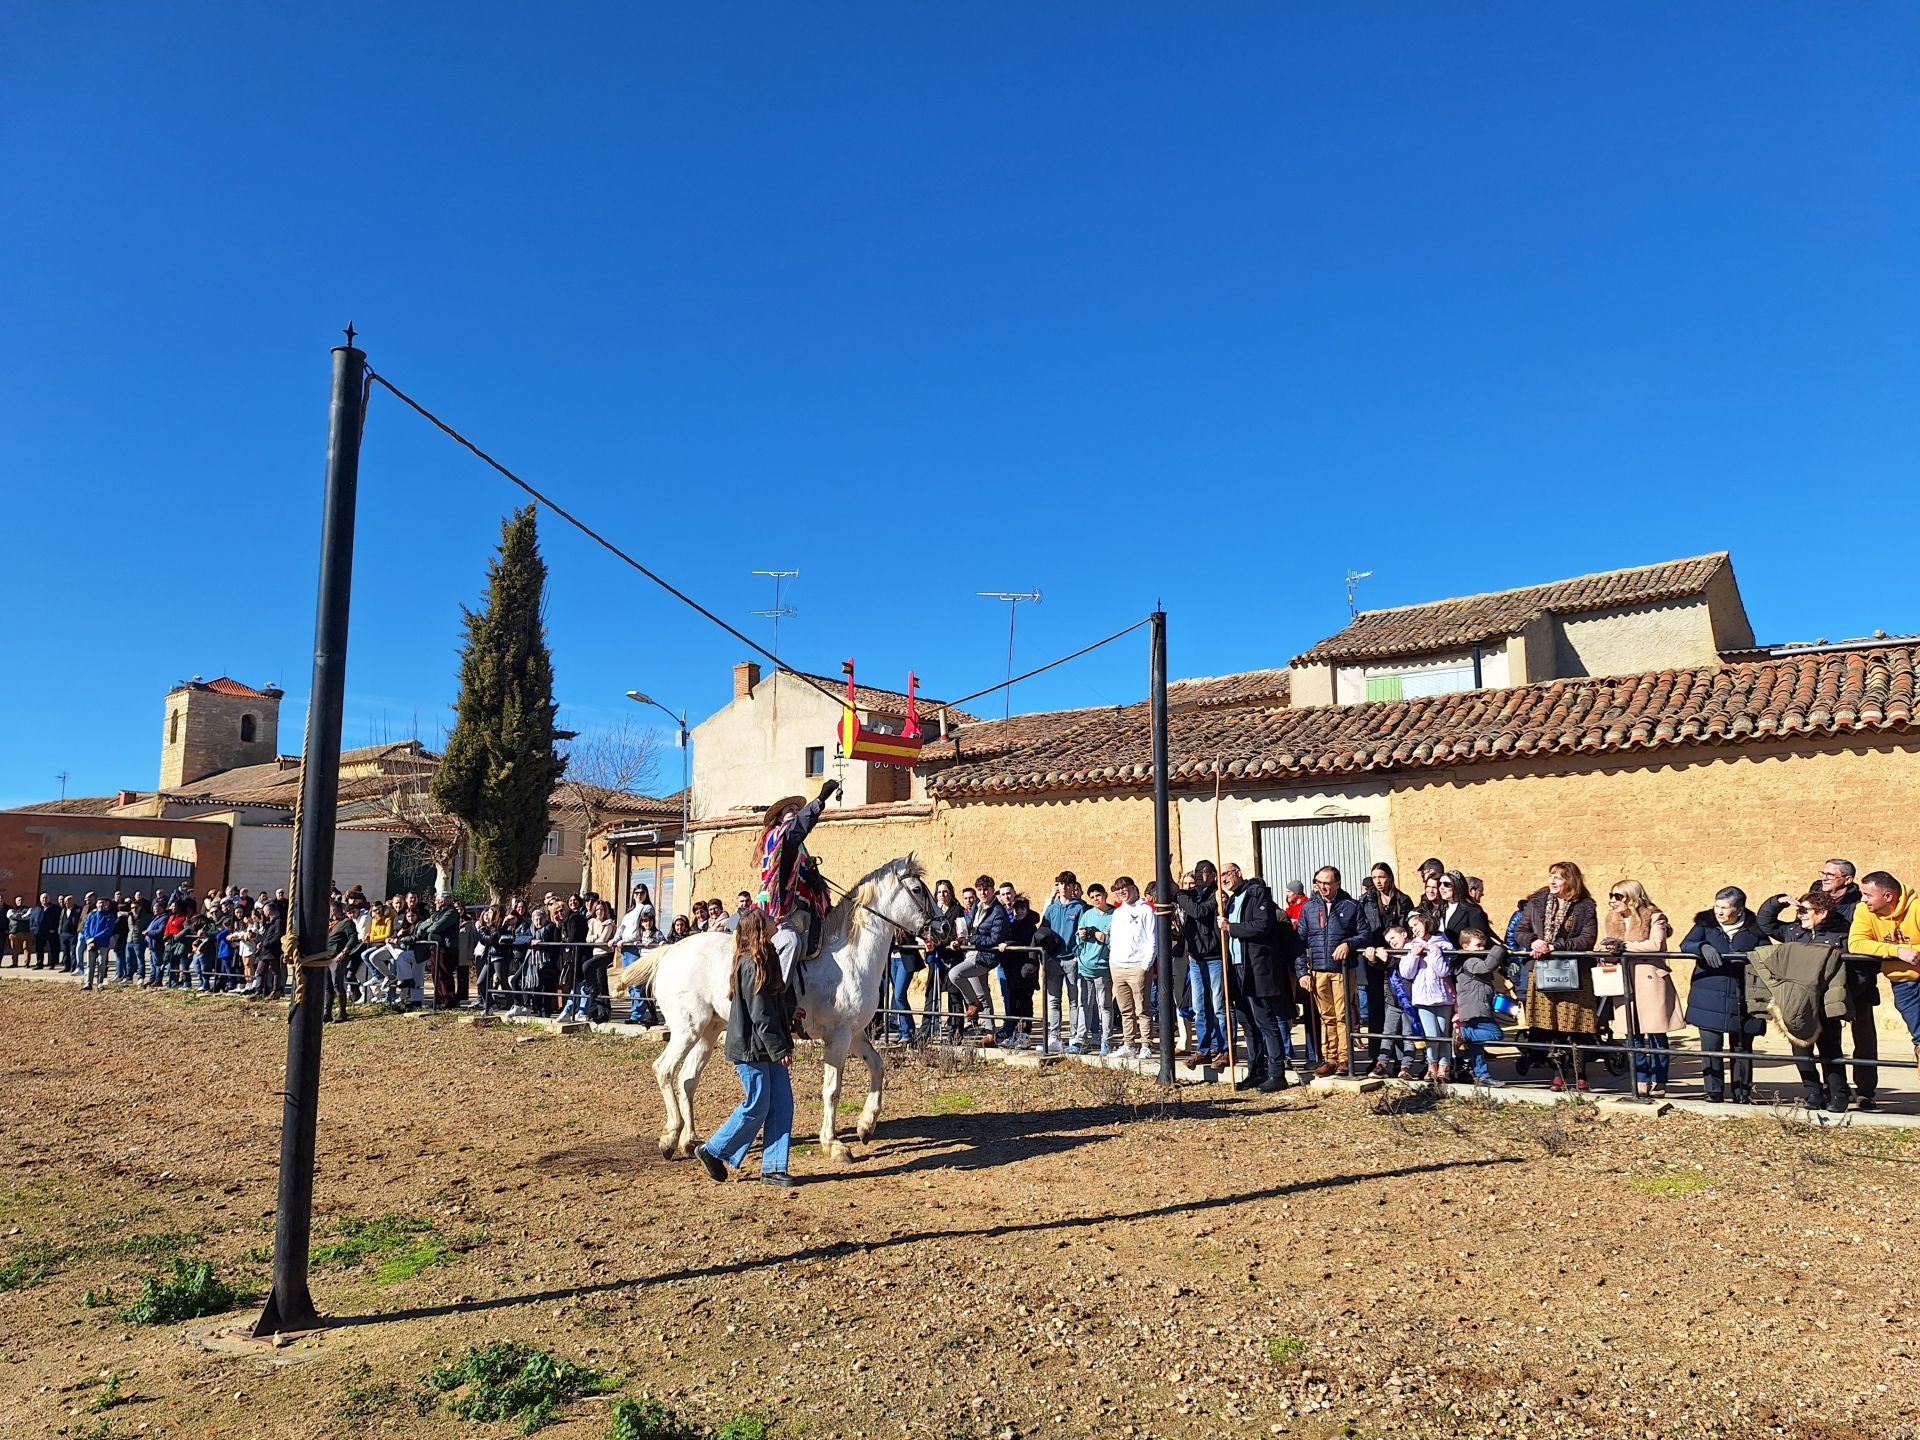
1601, 880, 1682, 1098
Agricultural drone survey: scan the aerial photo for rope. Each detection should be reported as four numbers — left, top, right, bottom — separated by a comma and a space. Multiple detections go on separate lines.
941, 616, 1153, 712
365, 369, 847, 709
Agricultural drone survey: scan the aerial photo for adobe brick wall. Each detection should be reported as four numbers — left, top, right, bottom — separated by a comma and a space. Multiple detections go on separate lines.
1389, 737, 1920, 1044
688, 793, 1164, 911
0, 813, 232, 897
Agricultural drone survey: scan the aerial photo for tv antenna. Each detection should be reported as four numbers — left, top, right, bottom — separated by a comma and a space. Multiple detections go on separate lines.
977, 589, 1042, 720
751, 569, 799, 654
56, 770, 69, 801
1345, 570, 1374, 618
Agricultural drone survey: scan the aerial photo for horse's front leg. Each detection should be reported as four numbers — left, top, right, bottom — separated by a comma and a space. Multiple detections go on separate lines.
818, 1030, 852, 1164
851, 1029, 886, 1144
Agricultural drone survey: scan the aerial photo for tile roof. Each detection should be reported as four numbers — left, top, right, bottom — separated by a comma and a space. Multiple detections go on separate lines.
1292, 554, 1731, 665
204, 677, 273, 698
927, 645, 1919, 798
1168, 668, 1291, 711
5, 796, 129, 816
791, 672, 983, 726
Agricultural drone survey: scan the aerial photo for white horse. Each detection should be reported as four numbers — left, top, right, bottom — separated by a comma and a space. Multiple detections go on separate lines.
616, 855, 940, 1164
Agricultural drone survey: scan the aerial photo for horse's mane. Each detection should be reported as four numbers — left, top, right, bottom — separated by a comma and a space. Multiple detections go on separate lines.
823, 853, 927, 944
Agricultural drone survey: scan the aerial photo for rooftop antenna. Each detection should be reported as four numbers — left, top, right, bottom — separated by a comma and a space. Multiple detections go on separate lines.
977, 589, 1042, 720
56, 770, 69, 801
751, 569, 799, 655
1345, 570, 1374, 618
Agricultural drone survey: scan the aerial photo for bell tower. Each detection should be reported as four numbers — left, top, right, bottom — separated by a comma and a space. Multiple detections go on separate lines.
160, 677, 284, 789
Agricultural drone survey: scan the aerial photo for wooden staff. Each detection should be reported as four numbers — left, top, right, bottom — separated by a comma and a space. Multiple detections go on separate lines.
1213, 771, 1237, 1074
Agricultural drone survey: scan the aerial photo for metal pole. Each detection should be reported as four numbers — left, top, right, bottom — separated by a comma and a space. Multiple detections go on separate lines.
1151, 611, 1177, 1086
677, 713, 690, 916
252, 340, 364, 1338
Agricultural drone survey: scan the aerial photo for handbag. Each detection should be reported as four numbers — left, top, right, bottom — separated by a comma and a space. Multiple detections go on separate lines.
1533, 952, 1581, 994
1590, 958, 1626, 998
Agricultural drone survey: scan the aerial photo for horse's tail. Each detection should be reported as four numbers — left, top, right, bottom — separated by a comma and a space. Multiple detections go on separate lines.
615, 948, 664, 991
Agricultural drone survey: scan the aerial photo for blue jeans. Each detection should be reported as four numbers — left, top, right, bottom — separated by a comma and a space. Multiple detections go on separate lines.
888, 952, 922, 1041
1188, 957, 1227, 1053
1629, 1033, 1671, 1088
620, 947, 653, 1023
1458, 1017, 1502, 1080
707, 1061, 794, 1176
118, 938, 141, 983
1891, 978, 1920, 1048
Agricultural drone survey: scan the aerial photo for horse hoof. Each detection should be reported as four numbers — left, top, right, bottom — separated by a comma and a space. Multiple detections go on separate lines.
829, 1141, 854, 1165
658, 1139, 679, 1160
855, 1122, 876, 1144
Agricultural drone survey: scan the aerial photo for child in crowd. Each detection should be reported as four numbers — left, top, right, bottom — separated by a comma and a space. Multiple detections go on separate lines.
1450, 929, 1508, 1086
1368, 925, 1416, 1079
1398, 911, 1455, 1080
1067, 883, 1113, 1056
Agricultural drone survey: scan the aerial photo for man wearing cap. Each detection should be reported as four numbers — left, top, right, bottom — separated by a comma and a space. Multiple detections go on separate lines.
759, 778, 840, 981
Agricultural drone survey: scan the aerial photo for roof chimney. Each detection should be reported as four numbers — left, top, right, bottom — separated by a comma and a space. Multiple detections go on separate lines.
115, 790, 137, 809
733, 661, 762, 700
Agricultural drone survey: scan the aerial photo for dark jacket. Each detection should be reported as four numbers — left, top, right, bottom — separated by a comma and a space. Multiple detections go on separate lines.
1176, 884, 1223, 963
725, 953, 794, 1064
1357, 887, 1412, 949
1438, 900, 1492, 947
1452, 943, 1508, 1025
326, 916, 359, 959
1224, 877, 1294, 1001
966, 898, 1009, 962
1510, 890, 1599, 955
414, 902, 463, 953
30, 903, 61, 940
1003, 908, 1042, 982
1680, 909, 1770, 1035
1295, 889, 1365, 977
1769, 888, 1876, 1008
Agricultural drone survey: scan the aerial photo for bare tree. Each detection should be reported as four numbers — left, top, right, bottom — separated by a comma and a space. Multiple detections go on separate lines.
557, 720, 666, 893
384, 760, 466, 897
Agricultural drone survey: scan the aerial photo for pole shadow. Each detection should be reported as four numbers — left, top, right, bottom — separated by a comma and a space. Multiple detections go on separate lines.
328, 1153, 1520, 1330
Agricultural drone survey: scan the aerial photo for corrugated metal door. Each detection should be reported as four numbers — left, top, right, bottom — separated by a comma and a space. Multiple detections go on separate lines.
1254, 817, 1372, 893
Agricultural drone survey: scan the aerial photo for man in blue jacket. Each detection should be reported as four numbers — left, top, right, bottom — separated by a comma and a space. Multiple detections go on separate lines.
1294, 866, 1365, 1077
80, 898, 117, 991
1039, 873, 1088, 1053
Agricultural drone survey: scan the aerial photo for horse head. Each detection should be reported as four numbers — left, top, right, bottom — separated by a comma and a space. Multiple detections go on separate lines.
863, 854, 943, 945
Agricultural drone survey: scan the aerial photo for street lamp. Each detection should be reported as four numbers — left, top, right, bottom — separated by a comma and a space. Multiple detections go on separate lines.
626, 691, 692, 912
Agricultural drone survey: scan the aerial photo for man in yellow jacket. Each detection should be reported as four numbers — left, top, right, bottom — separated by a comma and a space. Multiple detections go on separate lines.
1847, 871, 1920, 1088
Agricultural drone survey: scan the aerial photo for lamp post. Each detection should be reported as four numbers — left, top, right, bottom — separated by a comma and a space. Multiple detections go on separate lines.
626, 691, 691, 912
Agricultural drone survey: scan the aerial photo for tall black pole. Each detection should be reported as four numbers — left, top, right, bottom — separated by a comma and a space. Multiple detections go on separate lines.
1151, 611, 1178, 1085
253, 340, 364, 1338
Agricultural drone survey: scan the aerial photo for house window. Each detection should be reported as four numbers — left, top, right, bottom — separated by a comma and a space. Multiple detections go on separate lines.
543, 828, 561, 856
1363, 664, 1477, 703
804, 746, 825, 778
240, 714, 257, 743
168, 713, 179, 745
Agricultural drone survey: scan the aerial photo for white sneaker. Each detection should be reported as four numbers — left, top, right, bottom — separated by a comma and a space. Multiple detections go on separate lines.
1137, 1044, 1154, 1060
504, 1005, 529, 1018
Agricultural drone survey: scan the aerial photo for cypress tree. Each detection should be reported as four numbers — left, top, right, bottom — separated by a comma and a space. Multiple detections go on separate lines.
432, 504, 567, 900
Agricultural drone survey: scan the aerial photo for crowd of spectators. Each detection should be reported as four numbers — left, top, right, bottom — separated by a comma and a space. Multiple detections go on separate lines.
10, 851, 1917, 1114
873, 853, 1920, 1114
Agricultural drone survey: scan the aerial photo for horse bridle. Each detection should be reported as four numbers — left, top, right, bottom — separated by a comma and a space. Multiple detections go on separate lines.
825, 875, 946, 946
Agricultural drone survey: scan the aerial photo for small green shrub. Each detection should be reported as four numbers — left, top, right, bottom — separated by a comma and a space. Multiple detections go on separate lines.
716, 1415, 773, 1440
611, 1398, 699, 1440
429, 1342, 616, 1435
310, 1213, 450, 1284
120, 1257, 245, 1325
1265, 1334, 1305, 1363
0, 1240, 66, 1291
80, 1287, 117, 1310
85, 1371, 125, 1413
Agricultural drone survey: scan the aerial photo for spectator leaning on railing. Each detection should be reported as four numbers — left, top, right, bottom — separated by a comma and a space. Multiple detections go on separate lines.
1848, 871, 1920, 1077
1295, 866, 1364, 1078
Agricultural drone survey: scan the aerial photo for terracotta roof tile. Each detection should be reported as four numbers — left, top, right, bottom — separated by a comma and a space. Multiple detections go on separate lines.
202, 677, 273, 699
5, 796, 129, 816
1292, 554, 1730, 665
927, 646, 1920, 798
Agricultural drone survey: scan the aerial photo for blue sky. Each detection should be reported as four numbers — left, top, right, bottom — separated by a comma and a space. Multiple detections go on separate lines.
4, 3, 1915, 807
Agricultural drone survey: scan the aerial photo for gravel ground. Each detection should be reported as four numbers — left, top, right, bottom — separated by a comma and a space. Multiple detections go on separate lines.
0, 980, 1914, 1440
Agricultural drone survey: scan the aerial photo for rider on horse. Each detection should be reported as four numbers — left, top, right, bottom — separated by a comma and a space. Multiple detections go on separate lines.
759, 777, 840, 981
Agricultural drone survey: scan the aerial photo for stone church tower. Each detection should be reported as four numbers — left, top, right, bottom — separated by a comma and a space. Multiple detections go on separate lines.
158, 677, 284, 789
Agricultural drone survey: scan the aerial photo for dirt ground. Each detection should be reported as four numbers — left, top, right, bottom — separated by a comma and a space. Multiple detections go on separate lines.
1, 982, 1915, 1440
